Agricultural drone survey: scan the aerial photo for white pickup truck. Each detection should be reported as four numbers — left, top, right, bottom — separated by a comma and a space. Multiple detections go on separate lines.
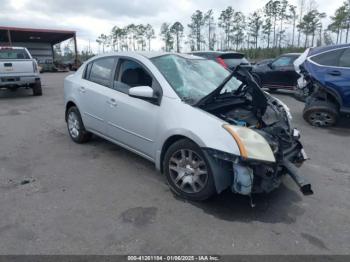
0, 46, 42, 96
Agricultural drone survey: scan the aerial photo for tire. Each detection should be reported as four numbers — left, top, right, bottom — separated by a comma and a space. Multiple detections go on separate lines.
32, 80, 42, 96
303, 100, 339, 127
66, 106, 92, 143
163, 139, 216, 201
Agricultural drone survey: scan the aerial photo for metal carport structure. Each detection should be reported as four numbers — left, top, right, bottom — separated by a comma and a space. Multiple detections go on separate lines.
0, 26, 77, 68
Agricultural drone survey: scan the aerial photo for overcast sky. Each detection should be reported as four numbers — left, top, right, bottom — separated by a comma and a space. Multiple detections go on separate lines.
0, 0, 343, 52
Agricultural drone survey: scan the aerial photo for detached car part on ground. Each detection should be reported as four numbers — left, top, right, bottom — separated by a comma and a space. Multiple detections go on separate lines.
294, 44, 350, 127
0, 46, 42, 96
64, 52, 312, 204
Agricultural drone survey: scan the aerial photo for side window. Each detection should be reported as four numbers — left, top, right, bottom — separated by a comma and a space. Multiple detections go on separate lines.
114, 59, 153, 93
339, 48, 350, 68
88, 57, 115, 87
272, 56, 293, 67
83, 62, 93, 80
310, 49, 343, 66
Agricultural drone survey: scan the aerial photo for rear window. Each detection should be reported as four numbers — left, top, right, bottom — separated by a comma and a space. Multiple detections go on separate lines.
339, 48, 350, 68
223, 57, 250, 67
87, 57, 115, 87
310, 49, 344, 66
219, 53, 247, 67
0, 48, 30, 60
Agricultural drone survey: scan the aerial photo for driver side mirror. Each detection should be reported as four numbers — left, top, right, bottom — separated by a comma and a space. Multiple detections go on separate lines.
267, 62, 274, 69
128, 86, 158, 102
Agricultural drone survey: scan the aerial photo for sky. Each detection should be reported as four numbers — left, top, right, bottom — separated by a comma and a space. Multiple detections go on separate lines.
0, 0, 343, 52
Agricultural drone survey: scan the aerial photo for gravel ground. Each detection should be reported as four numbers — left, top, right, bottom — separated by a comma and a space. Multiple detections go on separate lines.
0, 72, 349, 255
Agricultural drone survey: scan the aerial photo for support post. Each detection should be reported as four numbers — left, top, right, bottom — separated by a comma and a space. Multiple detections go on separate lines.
73, 34, 78, 67
7, 30, 12, 46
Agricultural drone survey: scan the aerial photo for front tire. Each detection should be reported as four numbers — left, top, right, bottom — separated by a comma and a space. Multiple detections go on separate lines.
163, 139, 216, 201
66, 106, 92, 143
303, 100, 338, 127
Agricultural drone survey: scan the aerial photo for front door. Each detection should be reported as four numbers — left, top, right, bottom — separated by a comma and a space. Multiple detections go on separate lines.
105, 58, 161, 160
266, 56, 299, 88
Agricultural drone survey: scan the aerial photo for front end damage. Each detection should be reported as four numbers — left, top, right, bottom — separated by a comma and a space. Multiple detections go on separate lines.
198, 67, 313, 199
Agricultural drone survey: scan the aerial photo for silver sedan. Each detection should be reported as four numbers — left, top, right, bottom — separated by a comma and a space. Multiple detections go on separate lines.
64, 52, 312, 202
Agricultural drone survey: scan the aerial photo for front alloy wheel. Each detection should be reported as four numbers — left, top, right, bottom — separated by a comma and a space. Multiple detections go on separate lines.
68, 111, 80, 139
66, 106, 92, 143
169, 149, 208, 194
163, 139, 216, 201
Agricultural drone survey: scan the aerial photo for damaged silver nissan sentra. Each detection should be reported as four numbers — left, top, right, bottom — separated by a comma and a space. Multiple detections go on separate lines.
64, 52, 313, 203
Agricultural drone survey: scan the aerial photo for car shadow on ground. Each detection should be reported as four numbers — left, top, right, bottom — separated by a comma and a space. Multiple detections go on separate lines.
185, 185, 304, 224
91, 136, 305, 224
0, 88, 34, 99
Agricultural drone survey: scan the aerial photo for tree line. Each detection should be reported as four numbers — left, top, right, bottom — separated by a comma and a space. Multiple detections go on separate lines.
93, 0, 349, 59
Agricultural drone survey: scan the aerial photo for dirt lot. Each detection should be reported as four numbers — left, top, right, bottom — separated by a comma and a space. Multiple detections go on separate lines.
0, 73, 349, 255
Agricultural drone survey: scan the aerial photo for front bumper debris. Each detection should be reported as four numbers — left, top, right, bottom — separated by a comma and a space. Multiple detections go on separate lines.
282, 159, 313, 195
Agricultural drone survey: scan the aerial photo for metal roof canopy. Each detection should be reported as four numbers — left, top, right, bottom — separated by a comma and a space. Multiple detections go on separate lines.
0, 26, 76, 45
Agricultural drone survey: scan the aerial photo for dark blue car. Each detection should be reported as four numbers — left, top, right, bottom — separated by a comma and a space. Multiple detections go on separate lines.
296, 44, 350, 127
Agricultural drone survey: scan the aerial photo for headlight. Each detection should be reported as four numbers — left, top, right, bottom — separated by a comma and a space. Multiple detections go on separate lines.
222, 124, 276, 163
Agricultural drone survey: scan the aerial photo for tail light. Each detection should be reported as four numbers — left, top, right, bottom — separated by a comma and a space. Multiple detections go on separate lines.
216, 57, 228, 69
32, 61, 38, 73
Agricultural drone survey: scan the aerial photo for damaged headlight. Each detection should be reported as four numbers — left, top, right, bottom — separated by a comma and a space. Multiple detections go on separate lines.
222, 124, 276, 163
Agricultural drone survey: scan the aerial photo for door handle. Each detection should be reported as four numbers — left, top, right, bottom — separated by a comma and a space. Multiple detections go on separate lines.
79, 86, 86, 93
328, 70, 341, 76
107, 98, 117, 107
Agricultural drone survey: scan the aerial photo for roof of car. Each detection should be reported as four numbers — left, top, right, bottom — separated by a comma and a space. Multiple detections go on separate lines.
0, 46, 26, 50
283, 53, 302, 56
308, 44, 350, 56
94, 51, 204, 60
138, 51, 201, 59
188, 51, 243, 56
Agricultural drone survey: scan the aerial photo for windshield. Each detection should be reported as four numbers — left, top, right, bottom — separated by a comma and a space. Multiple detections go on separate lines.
0, 48, 30, 60
151, 55, 242, 103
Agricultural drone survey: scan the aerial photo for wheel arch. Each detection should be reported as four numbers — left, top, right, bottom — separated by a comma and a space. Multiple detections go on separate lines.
65, 100, 77, 121
158, 133, 233, 194
159, 135, 199, 174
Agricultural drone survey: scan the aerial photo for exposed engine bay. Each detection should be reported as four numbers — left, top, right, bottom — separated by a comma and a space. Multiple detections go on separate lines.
196, 67, 312, 199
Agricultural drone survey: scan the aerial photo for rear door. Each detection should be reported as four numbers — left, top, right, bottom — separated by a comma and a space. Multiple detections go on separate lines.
310, 47, 350, 108
337, 48, 350, 107
78, 56, 116, 134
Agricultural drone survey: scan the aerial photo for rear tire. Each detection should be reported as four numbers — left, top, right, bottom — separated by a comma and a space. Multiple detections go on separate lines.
163, 139, 216, 201
303, 100, 338, 127
66, 106, 92, 143
32, 80, 42, 96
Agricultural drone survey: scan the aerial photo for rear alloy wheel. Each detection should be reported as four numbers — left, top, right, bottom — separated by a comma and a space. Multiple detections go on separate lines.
163, 139, 216, 201
303, 100, 338, 127
67, 106, 92, 143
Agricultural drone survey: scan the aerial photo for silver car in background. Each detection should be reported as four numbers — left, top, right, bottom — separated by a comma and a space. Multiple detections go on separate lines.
64, 52, 312, 202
